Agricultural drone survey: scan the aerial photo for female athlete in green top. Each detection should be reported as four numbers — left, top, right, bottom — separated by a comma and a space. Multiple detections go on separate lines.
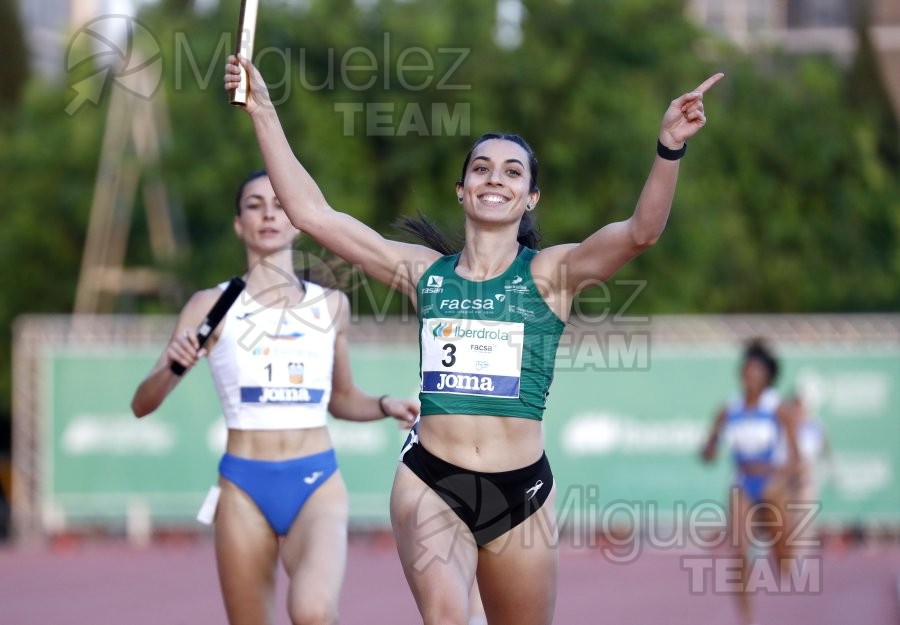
227, 53, 722, 625
416, 245, 565, 420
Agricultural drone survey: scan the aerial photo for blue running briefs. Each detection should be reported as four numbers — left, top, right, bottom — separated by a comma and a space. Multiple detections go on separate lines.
219, 449, 338, 535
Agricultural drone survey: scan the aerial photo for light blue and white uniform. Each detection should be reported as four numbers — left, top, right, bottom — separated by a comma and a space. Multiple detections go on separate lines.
721, 388, 782, 504
207, 280, 338, 535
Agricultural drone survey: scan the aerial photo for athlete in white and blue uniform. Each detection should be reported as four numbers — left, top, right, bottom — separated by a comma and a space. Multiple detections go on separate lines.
209, 278, 341, 535
132, 171, 418, 625
701, 340, 801, 625
722, 387, 783, 504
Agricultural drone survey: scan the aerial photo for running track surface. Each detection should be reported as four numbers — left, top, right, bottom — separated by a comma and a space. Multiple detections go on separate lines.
1, 534, 898, 625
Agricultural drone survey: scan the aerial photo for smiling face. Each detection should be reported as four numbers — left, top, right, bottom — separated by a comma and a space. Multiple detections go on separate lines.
233, 175, 299, 253
456, 138, 539, 227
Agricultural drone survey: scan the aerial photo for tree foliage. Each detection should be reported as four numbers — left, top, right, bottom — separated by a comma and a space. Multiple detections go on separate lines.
0, 0, 29, 109
0, 0, 898, 428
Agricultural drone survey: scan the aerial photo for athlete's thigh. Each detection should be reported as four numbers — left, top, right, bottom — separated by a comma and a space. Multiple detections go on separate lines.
215, 478, 280, 625
280, 472, 349, 618
729, 485, 756, 554
760, 488, 795, 565
390, 463, 478, 621
468, 581, 487, 625
475, 484, 558, 625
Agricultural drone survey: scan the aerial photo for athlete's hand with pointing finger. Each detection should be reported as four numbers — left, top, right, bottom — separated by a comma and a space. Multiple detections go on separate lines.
224, 54, 272, 116
659, 72, 725, 149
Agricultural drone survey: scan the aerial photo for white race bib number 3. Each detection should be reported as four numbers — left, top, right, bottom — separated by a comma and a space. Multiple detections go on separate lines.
420, 318, 524, 398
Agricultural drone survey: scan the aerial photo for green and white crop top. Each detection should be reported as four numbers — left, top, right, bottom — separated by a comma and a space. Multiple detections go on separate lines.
416, 247, 566, 420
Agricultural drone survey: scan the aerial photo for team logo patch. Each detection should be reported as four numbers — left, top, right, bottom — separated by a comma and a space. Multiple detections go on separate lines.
504, 275, 529, 294
422, 275, 444, 294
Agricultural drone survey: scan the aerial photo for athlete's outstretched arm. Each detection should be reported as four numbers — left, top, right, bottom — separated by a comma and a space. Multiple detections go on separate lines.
225, 55, 440, 296
540, 73, 724, 296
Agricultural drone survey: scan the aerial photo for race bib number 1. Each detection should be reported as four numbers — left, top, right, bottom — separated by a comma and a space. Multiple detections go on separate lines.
237, 329, 327, 405
421, 318, 524, 398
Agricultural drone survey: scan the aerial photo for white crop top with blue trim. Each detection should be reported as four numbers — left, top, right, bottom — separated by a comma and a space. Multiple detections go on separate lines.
207, 281, 335, 430
722, 388, 782, 466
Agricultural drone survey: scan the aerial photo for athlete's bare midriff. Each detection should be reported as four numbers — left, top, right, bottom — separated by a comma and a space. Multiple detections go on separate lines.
417, 413, 544, 472
225, 425, 334, 461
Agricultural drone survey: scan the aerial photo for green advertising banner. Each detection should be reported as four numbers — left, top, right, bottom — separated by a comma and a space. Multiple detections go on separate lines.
42, 340, 899, 530
541, 344, 900, 528
43, 345, 418, 527
46, 348, 224, 523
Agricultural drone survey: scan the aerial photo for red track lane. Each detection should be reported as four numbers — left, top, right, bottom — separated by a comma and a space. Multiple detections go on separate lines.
1, 535, 898, 625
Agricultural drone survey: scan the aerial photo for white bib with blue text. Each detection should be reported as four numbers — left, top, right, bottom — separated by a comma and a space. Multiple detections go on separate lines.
420, 318, 524, 398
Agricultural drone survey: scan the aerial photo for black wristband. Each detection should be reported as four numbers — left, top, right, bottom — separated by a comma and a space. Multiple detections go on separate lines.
378, 394, 390, 417
657, 139, 687, 160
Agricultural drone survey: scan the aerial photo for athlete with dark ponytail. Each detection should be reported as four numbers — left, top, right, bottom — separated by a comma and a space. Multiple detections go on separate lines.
227, 53, 722, 625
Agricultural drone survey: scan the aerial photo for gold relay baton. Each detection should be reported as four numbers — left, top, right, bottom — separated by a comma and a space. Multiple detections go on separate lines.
229, 0, 259, 106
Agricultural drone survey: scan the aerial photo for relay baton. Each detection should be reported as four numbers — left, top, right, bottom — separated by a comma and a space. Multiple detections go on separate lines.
170, 276, 246, 375
229, 0, 259, 106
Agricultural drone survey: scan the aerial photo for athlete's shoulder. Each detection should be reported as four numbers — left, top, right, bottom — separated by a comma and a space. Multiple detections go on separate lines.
182, 287, 225, 316
165, 287, 231, 339
427, 253, 458, 270
416, 253, 458, 288
320, 285, 350, 327
725, 393, 744, 414
527, 244, 575, 281
321, 285, 349, 308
